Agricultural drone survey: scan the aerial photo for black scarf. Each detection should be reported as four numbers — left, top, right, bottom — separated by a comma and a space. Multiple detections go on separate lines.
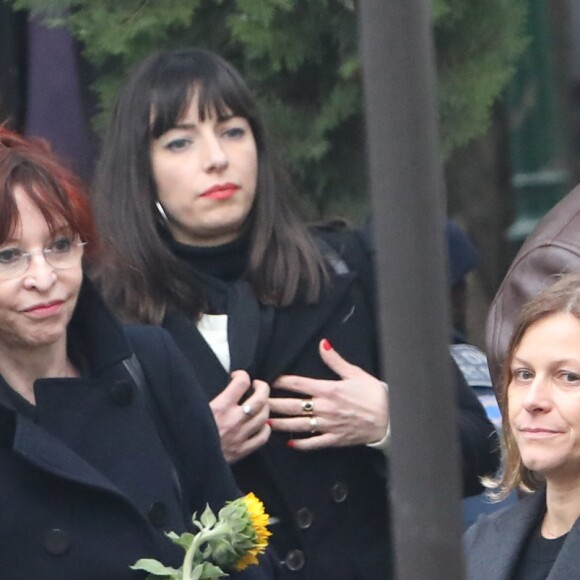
169, 235, 273, 375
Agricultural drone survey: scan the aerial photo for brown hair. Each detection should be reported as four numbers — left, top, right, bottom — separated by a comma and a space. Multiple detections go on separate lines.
489, 272, 580, 498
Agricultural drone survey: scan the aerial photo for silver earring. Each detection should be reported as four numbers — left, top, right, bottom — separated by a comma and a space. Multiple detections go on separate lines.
155, 201, 169, 225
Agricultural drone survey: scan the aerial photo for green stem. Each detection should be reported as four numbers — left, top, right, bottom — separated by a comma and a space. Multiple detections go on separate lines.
182, 532, 203, 580
182, 525, 225, 580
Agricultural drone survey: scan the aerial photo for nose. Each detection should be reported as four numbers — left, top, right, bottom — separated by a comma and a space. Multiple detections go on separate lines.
522, 375, 553, 414
201, 133, 228, 172
22, 252, 57, 292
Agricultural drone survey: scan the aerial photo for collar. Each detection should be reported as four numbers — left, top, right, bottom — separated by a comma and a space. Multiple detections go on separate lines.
168, 232, 250, 283
67, 276, 133, 375
0, 276, 132, 438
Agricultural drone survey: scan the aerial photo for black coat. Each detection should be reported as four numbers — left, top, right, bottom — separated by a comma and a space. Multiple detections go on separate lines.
164, 228, 499, 580
0, 280, 274, 580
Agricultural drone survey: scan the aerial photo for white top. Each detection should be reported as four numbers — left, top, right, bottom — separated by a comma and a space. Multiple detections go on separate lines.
196, 314, 230, 371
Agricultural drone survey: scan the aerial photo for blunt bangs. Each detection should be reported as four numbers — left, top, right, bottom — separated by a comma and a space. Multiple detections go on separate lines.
148, 50, 259, 140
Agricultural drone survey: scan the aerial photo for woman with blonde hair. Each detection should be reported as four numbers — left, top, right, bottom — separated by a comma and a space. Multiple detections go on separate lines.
466, 272, 580, 579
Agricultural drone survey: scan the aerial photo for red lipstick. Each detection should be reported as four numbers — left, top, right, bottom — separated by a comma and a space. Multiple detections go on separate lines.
200, 183, 239, 200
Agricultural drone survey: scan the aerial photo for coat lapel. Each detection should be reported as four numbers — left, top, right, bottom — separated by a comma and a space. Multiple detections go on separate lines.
163, 312, 230, 400
164, 273, 356, 389
13, 414, 123, 497
227, 279, 263, 372
259, 272, 356, 382
547, 515, 580, 579
477, 491, 545, 580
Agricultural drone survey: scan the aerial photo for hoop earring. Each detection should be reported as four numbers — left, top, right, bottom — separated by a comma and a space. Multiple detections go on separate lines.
155, 201, 169, 225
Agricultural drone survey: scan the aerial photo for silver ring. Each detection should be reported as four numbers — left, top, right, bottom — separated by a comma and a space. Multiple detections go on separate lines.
242, 404, 254, 417
309, 416, 318, 433
302, 400, 314, 415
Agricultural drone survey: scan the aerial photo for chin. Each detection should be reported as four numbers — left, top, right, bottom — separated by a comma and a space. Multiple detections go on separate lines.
24, 327, 68, 348
522, 456, 565, 477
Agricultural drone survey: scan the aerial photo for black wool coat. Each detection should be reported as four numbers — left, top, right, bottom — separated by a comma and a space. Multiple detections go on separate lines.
163, 228, 499, 580
0, 280, 274, 580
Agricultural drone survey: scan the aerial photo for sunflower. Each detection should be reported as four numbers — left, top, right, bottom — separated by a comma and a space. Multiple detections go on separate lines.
233, 493, 272, 571
131, 492, 272, 579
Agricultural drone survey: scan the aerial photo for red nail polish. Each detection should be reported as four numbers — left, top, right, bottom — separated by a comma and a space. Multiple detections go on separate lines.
322, 339, 332, 351
287, 440, 295, 448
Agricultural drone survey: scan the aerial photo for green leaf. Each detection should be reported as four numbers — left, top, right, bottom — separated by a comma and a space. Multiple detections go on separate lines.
197, 561, 228, 579
200, 504, 218, 528
130, 558, 180, 578
166, 531, 195, 550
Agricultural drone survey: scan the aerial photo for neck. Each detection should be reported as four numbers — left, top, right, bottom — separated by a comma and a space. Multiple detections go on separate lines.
543, 479, 580, 538
0, 339, 74, 404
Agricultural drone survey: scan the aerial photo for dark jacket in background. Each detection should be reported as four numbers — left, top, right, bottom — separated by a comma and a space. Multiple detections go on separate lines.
0, 280, 273, 580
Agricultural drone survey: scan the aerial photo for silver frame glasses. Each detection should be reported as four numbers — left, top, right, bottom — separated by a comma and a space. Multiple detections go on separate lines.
0, 241, 87, 281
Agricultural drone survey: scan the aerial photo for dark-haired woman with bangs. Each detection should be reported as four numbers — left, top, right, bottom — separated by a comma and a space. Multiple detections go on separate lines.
91, 48, 499, 579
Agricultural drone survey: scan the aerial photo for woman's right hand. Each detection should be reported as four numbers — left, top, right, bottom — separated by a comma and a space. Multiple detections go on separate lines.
209, 370, 271, 463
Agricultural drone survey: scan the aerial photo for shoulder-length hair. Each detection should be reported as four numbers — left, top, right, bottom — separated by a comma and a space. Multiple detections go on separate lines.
0, 126, 97, 257
489, 272, 580, 499
91, 48, 327, 324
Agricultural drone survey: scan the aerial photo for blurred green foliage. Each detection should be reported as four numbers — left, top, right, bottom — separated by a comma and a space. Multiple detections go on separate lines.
10, 0, 528, 216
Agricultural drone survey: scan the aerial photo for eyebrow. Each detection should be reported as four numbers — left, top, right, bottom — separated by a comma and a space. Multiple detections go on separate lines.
173, 112, 239, 129
172, 122, 197, 130
216, 112, 236, 122
511, 356, 580, 368
550, 359, 580, 367
510, 356, 530, 368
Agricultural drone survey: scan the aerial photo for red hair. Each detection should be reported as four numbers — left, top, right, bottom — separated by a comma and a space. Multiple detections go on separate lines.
0, 126, 98, 260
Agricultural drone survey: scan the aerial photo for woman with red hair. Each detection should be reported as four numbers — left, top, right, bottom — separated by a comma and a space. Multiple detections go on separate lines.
0, 127, 274, 579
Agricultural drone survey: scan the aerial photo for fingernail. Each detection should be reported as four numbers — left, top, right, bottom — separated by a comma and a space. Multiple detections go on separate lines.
287, 440, 295, 448
322, 339, 332, 351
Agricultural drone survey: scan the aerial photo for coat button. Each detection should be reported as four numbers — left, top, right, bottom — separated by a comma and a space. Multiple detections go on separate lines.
330, 482, 349, 503
285, 549, 305, 571
110, 380, 134, 406
296, 508, 313, 529
44, 529, 70, 555
148, 501, 168, 527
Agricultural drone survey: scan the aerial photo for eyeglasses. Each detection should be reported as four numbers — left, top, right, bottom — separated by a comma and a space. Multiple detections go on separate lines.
0, 237, 86, 280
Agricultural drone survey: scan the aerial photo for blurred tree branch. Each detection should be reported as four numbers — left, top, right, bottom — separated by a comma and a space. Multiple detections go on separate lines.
8, 0, 528, 216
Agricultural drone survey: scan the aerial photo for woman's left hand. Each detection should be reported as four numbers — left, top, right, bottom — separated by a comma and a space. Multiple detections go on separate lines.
268, 339, 389, 450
